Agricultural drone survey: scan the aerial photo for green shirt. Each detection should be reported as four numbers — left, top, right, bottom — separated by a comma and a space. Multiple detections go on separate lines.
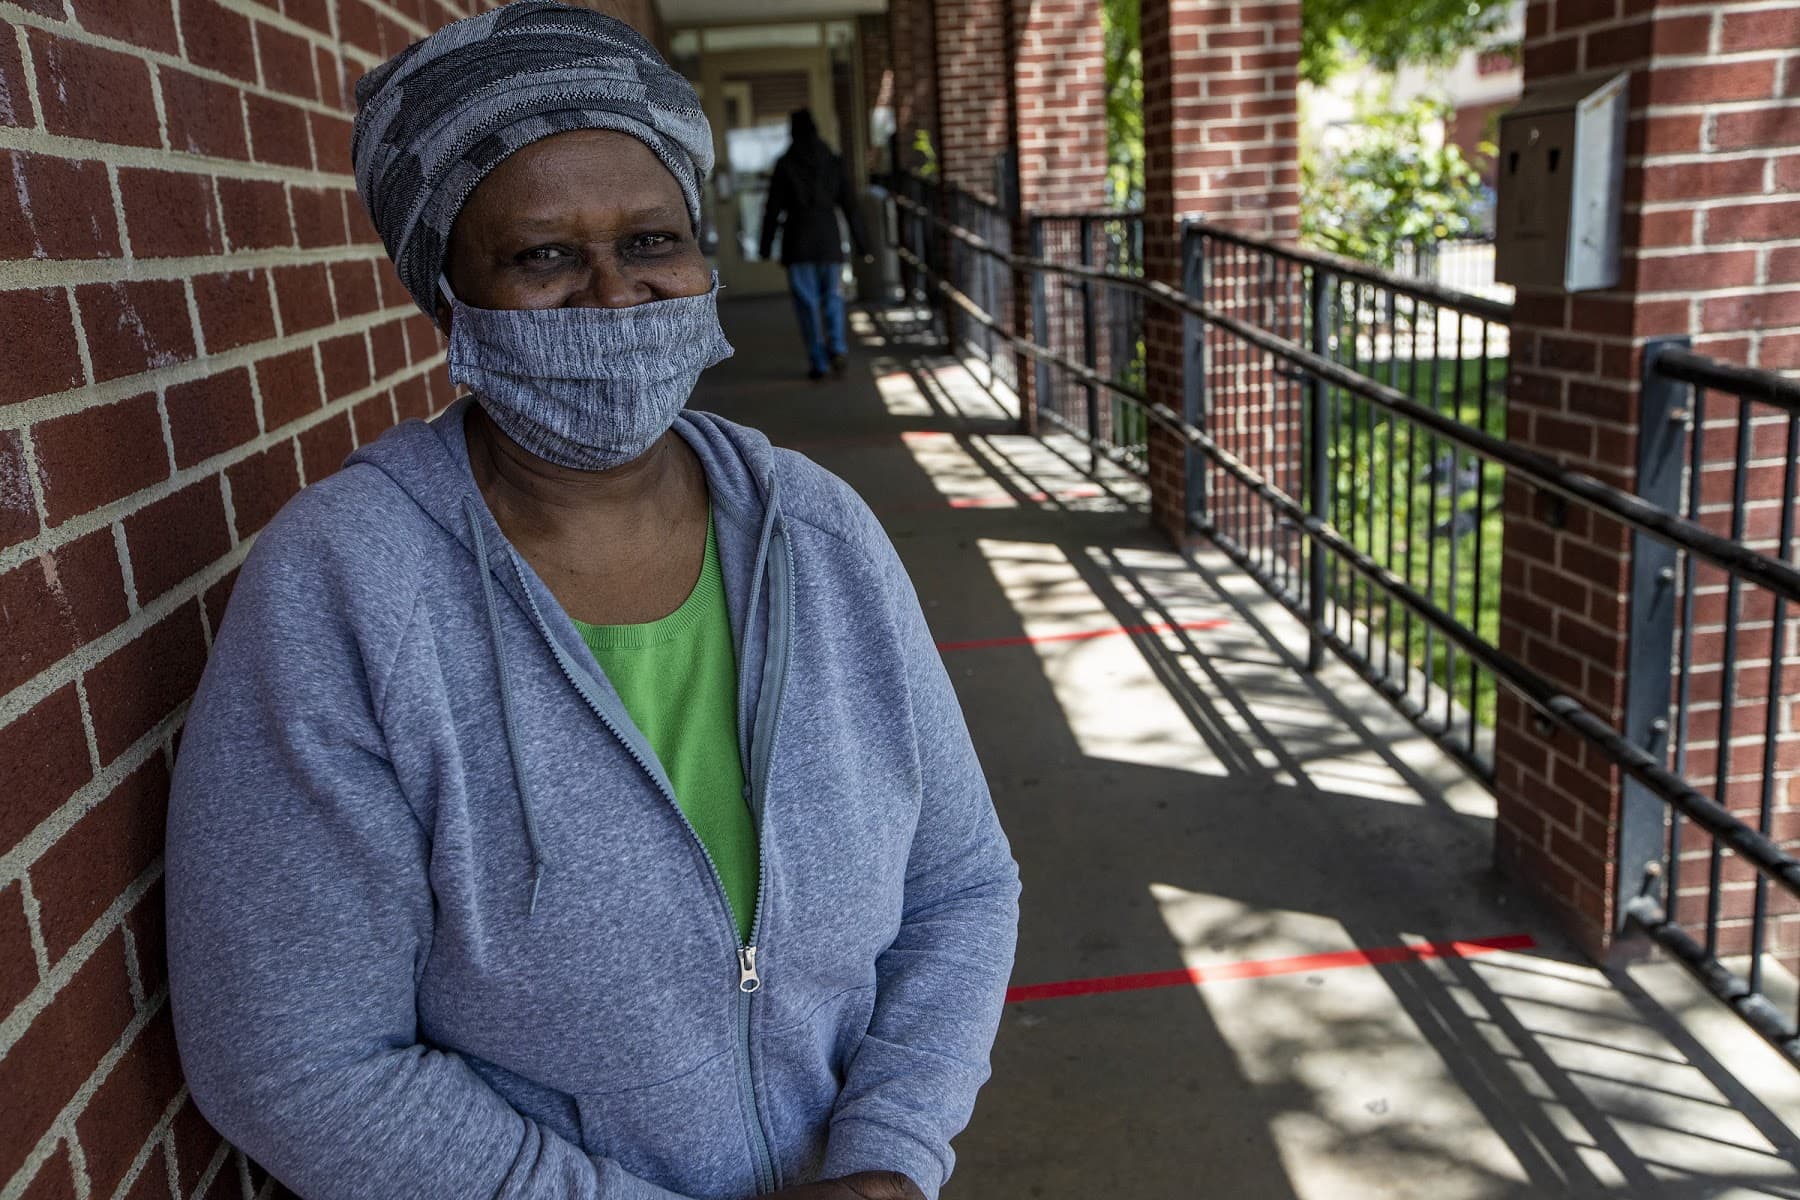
572, 518, 758, 943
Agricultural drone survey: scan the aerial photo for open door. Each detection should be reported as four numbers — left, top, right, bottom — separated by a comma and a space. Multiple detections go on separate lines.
699, 47, 838, 297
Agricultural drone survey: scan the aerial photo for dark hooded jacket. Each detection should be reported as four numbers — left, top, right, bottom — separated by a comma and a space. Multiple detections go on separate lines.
758, 111, 869, 266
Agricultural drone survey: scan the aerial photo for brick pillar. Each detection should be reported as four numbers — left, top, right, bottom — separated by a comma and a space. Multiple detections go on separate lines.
936, 0, 1010, 195
1492, 0, 1800, 959
889, 0, 939, 172
1009, 0, 1110, 432
1140, 0, 1301, 541
1012, 0, 1110, 214
0, 3, 488, 1197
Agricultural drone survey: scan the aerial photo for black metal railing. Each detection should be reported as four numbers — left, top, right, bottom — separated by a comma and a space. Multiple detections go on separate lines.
1394, 234, 1511, 303
1031, 212, 1147, 473
892, 173, 1017, 396
1622, 343, 1800, 1059
1189, 227, 1513, 772
886, 176, 1800, 1064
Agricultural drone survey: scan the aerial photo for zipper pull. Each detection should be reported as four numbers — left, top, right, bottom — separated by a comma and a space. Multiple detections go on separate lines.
738, 946, 762, 994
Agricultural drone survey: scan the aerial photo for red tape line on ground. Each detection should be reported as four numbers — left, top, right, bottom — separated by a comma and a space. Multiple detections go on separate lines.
935, 619, 1229, 654
944, 486, 1106, 509
1005, 933, 1538, 1004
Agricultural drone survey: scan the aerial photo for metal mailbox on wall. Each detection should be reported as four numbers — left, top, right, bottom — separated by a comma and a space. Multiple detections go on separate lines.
1494, 71, 1630, 292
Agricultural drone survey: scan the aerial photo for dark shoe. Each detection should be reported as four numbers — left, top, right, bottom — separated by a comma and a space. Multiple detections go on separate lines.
829, 353, 848, 376
807, 367, 827, 381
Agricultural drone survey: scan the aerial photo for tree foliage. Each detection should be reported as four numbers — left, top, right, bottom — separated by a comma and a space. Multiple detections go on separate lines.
1094, 0, 1514, 197
1103, 0, 1143, 207
1299, 96, 1488, 268
1301, 0, 1515, 86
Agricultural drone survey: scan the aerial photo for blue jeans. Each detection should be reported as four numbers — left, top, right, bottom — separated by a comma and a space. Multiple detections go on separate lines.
787, 262, 847, 374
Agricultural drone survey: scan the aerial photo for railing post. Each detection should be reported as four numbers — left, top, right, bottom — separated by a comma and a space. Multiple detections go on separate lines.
931, 178, 955, 354
1181, 225, 1207, 534
1618, 336, 1690, 936
1080, 216, 1101, 474
1306, 264, 1333, 673
1029, 217, 1051, 435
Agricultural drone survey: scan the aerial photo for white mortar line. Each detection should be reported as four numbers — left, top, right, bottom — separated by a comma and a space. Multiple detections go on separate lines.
120, 917, 146, 1012
0, 241, 388, 294
155, 1132, 180, 1200
0, 351, 443, 717
183, 278, 208, 359
0, 1, 359, 123
0, 126, 356, 190
219, 471, 240, 554
0, 870, 163, 1053
112, 520, 141, 616
13, 20, 42, 129
0, 298, 416, 430
170, 0, 190, 62
82, 1081, 182, 1200
18, 872, 49, 977
0, 510, 236, 733
100, 166, 134, 263
16, 427, 51, 542
66, 1133, 92, 1200
188, 1142, 233, 1200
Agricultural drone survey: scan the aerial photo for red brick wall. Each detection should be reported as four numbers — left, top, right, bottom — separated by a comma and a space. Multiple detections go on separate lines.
1492, 0, 1800, 957
0, 1, 706, 1197
1140, 0, 1301, 539
936, 0, 1010, 198
889, 0, 939, 172
1013, 0, 1109, 213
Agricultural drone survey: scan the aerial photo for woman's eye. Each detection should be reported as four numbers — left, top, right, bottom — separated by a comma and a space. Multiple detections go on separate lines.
519, 246, 572, 263
634, 233, 676, 252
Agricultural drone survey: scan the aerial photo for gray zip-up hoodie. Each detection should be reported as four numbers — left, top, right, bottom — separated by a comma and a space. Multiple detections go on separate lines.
165, 399, 1020, 1200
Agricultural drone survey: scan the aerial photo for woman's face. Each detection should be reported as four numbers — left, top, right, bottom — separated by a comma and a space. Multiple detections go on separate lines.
442, 128, 710, 316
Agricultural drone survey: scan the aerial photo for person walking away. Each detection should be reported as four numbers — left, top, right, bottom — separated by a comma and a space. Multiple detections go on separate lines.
759, 108, 869, 380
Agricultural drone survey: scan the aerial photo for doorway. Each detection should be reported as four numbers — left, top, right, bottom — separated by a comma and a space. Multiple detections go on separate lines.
698, 47, 837, 295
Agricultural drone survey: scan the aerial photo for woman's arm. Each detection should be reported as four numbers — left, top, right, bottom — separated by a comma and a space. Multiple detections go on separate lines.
166, 503, 686, 1200
815, 529, 1022, 1200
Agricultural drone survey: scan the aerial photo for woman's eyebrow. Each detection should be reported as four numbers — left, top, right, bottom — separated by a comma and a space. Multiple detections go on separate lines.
504, 205, 686, 233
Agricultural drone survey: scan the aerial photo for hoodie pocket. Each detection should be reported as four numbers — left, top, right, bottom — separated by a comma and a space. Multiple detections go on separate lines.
573, 1048, 759, 1200
759, 983, 879, 1185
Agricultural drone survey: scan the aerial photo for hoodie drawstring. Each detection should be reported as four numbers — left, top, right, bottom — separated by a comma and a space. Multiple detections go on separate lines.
464, 495, 550, 916
737, 471, 782, 782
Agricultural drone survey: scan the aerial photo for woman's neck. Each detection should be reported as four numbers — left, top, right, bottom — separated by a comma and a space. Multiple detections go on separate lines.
463, 405, 710, 623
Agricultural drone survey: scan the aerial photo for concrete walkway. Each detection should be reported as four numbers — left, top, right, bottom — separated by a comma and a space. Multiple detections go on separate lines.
694, 297, 1800, 1200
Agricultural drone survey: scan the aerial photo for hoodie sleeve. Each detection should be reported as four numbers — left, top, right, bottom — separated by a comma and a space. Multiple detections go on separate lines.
818, 520, 1021, 1199
165, 488, 687, 1200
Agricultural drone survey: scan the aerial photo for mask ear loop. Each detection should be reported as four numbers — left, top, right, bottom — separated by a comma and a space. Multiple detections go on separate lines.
438, 275, 458, 305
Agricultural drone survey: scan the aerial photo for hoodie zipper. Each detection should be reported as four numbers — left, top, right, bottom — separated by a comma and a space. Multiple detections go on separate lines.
500, 520, 788, 1195
733, 523, 792, 1194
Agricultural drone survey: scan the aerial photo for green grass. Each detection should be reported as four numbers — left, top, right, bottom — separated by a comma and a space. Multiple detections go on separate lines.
1320, 356, 1507, 730
1067, 343, 1508, 733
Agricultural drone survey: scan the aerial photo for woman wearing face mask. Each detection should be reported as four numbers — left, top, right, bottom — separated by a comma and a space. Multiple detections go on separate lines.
162, 7, 1019, 1200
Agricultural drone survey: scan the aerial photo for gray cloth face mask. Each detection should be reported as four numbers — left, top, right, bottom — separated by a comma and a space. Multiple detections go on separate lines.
443, 274, 734, 471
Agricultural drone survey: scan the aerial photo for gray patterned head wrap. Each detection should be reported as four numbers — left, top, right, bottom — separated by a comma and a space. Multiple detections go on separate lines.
350, 0, 714, 316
